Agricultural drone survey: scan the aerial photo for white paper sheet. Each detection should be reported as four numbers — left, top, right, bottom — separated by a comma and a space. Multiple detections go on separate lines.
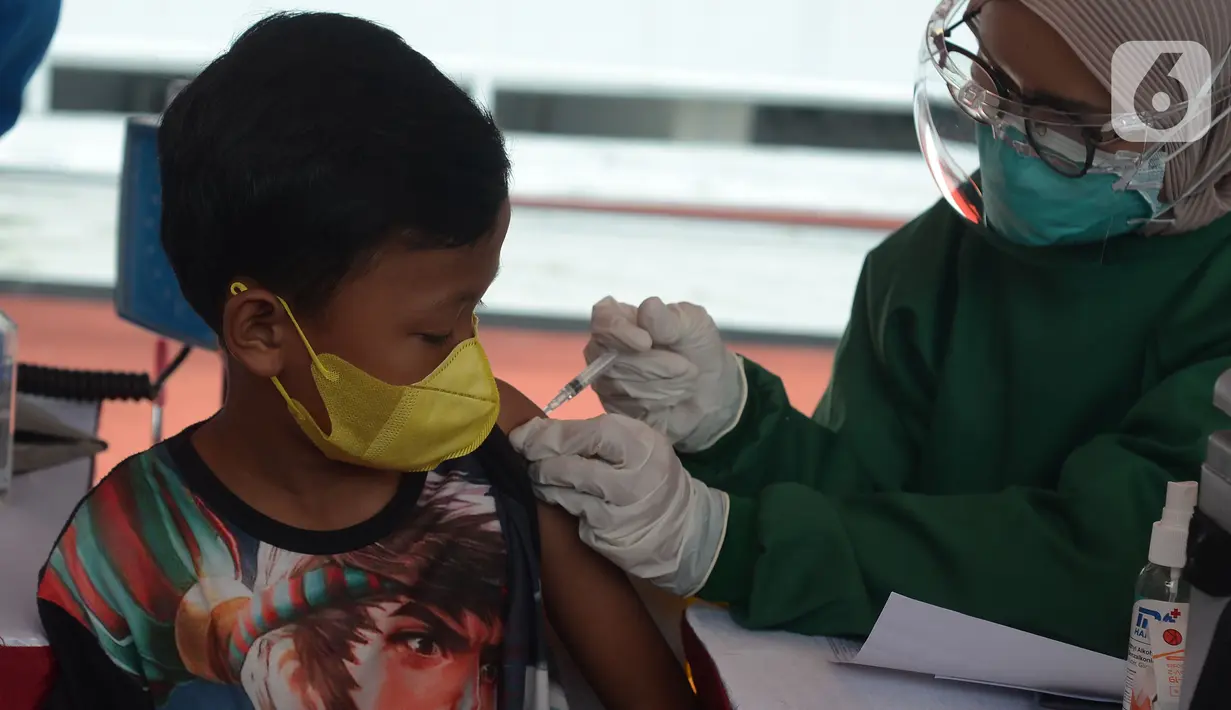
686, 603, 1036, 710
838, 593, 1125, 701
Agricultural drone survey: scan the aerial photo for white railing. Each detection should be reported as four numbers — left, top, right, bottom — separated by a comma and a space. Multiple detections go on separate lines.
33, 42, 918, 117
35, 0, 929, 120
0, 114, 944, 221
47, 0, 928, 97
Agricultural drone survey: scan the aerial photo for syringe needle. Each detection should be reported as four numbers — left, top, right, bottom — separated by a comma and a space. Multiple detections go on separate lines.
542, 351, 619, 414
543, 391, 571, 414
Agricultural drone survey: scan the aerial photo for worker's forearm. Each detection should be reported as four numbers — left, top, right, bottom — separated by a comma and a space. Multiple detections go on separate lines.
697, 474, 1156, 656
695, 485, 877, 636
679, 359, 844, 497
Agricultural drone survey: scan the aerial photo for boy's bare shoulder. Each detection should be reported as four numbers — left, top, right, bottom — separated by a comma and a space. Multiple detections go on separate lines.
496, 378, 545, 432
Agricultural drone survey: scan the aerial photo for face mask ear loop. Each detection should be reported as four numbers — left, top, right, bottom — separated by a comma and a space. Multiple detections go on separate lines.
1153, 101, 1231, 212
229, 282, 336, 398
1159, 102, 1231, 165
1152, 45, 1231, 166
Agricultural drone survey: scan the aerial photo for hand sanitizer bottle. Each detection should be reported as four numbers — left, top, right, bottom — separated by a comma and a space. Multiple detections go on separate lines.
1122, 481, 1199, 710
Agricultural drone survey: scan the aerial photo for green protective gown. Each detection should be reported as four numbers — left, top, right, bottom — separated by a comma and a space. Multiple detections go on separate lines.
682, 199, 1231, 658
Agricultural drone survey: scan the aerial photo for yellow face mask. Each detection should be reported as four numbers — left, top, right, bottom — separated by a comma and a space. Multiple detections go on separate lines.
229, 283, 500, 472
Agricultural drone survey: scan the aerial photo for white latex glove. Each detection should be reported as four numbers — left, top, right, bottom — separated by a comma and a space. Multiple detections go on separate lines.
509, 413, 729, 597
585, 296, 747, 453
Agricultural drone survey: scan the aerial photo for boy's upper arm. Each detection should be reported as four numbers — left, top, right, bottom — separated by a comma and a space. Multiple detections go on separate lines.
494, 378, 697, 709
536, 500, 697, 710
37, 461, 154, 709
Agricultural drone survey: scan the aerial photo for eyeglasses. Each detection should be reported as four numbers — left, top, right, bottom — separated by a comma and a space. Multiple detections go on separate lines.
938, 10, 1117, 178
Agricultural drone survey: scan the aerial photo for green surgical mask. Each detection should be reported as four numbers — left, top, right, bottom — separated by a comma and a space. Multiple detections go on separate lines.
976, 124, 1157, 247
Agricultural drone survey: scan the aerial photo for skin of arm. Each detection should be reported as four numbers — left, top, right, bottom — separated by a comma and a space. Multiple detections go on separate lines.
495, 380, 699, 710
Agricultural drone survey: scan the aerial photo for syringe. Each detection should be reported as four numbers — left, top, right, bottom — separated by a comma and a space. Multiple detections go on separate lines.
543, 350, 619, 414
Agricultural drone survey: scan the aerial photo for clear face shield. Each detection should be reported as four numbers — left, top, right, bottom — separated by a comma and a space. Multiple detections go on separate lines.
914, 0, 1231, 246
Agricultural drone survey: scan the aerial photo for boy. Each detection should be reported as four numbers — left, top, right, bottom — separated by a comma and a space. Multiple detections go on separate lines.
36, 12, 697, 710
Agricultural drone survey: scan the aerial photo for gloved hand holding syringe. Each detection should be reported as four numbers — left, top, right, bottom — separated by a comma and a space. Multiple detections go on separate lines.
542, 350, 618, 414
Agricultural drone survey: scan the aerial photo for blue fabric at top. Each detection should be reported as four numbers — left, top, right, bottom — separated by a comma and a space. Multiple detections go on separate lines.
0, 0, 61, 136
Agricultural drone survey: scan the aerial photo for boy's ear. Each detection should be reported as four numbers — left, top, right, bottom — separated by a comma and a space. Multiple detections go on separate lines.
221, 281, 288, 379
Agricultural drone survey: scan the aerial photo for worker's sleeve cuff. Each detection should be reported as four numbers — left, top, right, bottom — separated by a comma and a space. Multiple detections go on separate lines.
707, 353, 749, 446
695, 493, 758, 605
677, 352, 749, 453
679, 357, 763, 467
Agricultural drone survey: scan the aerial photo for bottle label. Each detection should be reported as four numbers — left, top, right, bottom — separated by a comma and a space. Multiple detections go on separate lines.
1122, 599, 1188, 710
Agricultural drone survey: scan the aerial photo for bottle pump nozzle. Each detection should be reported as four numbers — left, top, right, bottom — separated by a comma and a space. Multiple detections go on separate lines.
1148, 481, 1199, 569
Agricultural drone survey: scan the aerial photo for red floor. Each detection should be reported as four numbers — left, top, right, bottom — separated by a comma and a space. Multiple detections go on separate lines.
0, 294, 835, 477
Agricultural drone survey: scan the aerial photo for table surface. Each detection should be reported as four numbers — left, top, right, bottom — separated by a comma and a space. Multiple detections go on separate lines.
0, 396, 98, 646
685, 604, 1042, 710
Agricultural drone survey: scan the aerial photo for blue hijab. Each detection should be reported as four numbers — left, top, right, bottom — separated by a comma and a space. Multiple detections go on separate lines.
0, 0, 60, 136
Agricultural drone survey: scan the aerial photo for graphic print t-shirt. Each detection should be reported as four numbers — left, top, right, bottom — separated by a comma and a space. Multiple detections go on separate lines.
37, 429, 516, 710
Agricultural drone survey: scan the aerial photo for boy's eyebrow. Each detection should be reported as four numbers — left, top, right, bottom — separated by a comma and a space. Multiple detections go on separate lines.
402, 262, 500, 312
457, 262, 501, 305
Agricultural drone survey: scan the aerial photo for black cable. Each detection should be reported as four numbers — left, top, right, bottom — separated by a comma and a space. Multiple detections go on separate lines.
16, 344, 194, 403
152, 345, 192, 391
17, 364, 153, 401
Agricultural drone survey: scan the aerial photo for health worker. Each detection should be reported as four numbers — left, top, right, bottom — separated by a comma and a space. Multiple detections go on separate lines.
509, 0, 1231, 657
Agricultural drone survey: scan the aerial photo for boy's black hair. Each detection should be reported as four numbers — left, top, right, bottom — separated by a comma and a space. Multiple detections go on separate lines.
158, 12, 510, 332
